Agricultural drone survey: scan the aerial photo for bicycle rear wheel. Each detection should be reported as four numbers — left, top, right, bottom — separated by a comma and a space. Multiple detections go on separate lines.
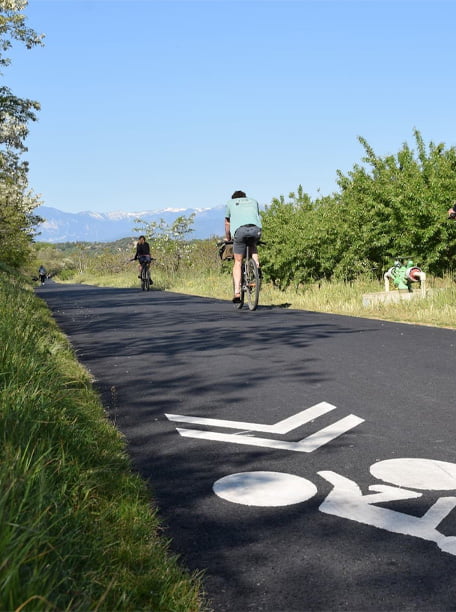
245, 258, 260, 310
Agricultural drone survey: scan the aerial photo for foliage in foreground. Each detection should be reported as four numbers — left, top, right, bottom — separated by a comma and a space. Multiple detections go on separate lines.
0, 269, 205, 611
0, 0, 44, 269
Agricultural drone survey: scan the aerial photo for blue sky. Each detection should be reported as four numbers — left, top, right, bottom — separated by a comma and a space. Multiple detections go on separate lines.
6, 0, 456, 213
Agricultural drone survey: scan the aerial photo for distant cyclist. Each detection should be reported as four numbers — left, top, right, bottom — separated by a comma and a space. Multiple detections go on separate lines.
224, 190, 262, 303
38, 265, 47, 285
134, 235, 151, 277
448, 201, 456, 219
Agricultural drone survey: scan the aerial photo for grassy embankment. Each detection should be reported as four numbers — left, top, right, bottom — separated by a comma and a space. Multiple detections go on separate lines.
0, 268, 206, 611
66, 265, 456, 330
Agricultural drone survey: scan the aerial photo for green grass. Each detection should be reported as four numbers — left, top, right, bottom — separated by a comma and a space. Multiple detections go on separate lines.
0, 270, 206, 611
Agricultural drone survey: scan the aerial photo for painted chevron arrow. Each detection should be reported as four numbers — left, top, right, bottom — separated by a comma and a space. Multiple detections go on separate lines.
166, 401, 335, 433
165, 402, 365, 453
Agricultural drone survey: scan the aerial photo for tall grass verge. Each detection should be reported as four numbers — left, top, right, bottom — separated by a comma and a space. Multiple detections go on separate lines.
0, 271, 205, 611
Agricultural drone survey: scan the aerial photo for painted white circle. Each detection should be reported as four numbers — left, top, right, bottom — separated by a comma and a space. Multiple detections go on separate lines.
370, 458, 456, 491
213, 471, 317, 507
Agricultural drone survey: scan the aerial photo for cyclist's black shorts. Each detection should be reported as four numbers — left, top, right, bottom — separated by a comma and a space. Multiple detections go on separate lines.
138, 255, 151, 264
233, 225, 262, 256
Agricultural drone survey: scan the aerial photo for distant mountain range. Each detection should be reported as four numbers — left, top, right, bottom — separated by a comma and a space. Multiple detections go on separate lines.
33, 205, 225, 243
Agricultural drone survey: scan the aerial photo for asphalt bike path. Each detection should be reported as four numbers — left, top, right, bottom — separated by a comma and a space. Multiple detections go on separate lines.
36, 282, 456, 611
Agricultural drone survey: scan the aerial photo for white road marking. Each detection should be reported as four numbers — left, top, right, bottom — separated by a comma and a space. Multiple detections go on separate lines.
213, 471, 317, 507
212, 461, 456, 556
370, 458, 456, 490
318, 469, 456, 556
176, 415, 364, 453
166, 401, 336, 433
167, 399, 456, 557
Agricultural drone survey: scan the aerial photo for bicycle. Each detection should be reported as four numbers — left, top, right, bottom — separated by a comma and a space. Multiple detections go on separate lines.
131, 257, 154, 291
218, 239, 264, 311
140, 259, 152, 291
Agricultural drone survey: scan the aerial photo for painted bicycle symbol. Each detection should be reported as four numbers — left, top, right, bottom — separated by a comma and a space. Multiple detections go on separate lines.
166, 403, 456, 557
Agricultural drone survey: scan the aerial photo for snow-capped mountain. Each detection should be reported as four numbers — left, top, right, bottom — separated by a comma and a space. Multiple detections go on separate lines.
34, 205, 225, 243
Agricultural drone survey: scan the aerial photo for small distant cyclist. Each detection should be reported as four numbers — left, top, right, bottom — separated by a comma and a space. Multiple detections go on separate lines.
448, 201, 456, 219
38, 265, 47, 285
134, 235, 152, 277
224, 190, 262, 303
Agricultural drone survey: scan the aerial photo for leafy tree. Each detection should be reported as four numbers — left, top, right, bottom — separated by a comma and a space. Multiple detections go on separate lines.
0, 0, 44, 269
262, 130, 456, 289
164, 214, 196, 272
260, 186, 346, 288
334, 130, 456, 276
260, 187, 313, 289
135, 213, 196, 274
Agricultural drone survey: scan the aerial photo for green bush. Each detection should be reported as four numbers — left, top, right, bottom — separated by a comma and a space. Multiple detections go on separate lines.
261, 130, 456, 288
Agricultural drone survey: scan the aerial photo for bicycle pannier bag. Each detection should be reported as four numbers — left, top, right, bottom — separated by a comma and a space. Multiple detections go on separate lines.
219, 243, 234, 260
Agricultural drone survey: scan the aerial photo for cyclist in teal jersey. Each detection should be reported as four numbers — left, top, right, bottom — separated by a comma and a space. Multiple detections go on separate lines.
224, 190, 262, 303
